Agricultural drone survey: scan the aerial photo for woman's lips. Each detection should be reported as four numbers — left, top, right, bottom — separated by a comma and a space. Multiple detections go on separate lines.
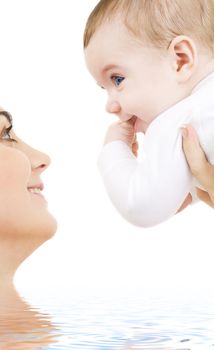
28, 183, 44, 190
27, 184, 47, 203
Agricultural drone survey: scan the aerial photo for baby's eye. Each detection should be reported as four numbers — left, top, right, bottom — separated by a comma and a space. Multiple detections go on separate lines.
111, 75, 125, 87
0, 125, 17, 143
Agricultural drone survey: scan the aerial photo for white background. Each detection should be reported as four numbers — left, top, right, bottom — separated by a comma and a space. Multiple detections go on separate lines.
0, 1, 213, 296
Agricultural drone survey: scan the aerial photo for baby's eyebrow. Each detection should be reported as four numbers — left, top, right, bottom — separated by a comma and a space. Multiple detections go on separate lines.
0, 111, 13, 124
102, 64, 120, 74
99, 64, 121, 88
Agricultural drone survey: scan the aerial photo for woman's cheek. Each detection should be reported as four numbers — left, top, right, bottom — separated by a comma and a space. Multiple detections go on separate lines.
0, 146, 31, 230
0, 146, 31, 190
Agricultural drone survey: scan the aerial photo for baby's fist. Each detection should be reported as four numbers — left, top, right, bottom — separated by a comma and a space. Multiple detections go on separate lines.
104, 118, 138, 156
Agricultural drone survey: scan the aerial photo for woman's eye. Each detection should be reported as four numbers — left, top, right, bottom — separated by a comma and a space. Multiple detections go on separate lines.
0, 125, 17, 143
111, 75, 125, 87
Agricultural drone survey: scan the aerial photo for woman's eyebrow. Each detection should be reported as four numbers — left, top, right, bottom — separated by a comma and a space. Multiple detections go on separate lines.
0, 111, 13, 124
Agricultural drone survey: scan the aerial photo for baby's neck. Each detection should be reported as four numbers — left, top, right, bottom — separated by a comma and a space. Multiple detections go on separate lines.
191, 54, 214, 91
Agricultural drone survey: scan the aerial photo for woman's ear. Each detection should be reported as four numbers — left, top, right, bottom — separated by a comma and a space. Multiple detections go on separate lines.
168, 35, 198, 82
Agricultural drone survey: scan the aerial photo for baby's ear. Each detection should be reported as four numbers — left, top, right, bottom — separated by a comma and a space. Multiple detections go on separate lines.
168, 35, 198, 82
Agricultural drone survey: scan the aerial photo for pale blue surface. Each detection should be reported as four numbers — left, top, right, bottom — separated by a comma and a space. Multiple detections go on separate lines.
31, 288, 214, 350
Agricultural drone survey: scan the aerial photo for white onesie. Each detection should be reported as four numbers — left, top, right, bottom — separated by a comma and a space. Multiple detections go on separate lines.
98, 72, 214, 227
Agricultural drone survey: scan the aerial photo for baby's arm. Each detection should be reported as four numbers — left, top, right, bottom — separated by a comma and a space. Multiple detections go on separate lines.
98, 114, 192, 228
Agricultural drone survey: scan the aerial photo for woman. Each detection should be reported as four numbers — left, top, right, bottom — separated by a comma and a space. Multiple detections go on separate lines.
0, 108, 58, 348
182, 125, 214, 208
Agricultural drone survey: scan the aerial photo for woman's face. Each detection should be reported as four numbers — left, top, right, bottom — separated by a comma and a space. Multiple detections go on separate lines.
0, 109, 57, 239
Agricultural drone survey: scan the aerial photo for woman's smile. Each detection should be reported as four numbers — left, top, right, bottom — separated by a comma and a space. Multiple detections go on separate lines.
27, 185, 48, 204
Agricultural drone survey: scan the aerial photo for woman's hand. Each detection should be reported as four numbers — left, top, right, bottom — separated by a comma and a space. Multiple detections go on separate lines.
182, 125, 214, 208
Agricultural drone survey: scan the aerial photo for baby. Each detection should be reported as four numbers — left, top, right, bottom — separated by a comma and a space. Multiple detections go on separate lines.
84, 0, 214, 227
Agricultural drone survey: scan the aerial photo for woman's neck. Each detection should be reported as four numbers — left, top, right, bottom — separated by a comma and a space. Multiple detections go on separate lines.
0, 235, 47, 287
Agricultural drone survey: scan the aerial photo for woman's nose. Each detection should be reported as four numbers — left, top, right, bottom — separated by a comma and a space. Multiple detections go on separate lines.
24, 144, 51, 172
31, 148, 51, 172
105, 96, 121, 114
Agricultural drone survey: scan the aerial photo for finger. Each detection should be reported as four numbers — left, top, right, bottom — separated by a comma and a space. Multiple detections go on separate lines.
132, 150, 138, 157
182, 125, 214, 191
132, 142, 139, 157
132, 142, 139, 151
133, 133, 137, 143
182, 125, 207, 173
196, 188, 214, 208
128, 116, 137, 126
176, 193, 192, 213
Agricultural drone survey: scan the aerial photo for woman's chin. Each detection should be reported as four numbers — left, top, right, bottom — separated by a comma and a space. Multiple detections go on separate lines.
2, 211, 57, 241
39, 213, 58, 240
48, 216, 58, 238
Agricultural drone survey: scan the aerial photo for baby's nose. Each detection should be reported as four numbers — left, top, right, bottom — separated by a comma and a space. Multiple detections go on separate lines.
105, 98, 121, 114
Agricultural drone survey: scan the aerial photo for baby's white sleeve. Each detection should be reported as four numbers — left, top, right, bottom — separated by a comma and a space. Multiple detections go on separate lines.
98, 116, 193, 228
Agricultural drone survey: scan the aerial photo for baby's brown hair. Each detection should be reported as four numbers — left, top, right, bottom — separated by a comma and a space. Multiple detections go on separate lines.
84, 0, 214, 54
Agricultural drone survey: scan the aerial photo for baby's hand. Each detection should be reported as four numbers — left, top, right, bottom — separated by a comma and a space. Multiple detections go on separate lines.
104, 117, 138, 157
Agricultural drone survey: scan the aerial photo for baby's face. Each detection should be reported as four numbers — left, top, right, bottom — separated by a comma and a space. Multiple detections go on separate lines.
85, 19, 187, 132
